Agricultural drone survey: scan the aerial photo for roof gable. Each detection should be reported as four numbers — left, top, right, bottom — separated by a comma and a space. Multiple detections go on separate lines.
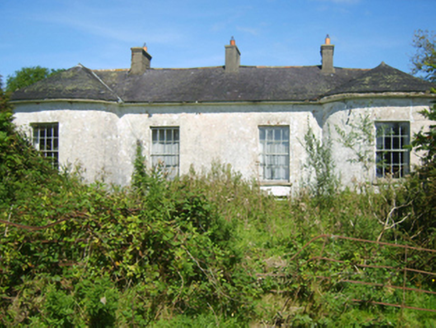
11, 65, 121, 102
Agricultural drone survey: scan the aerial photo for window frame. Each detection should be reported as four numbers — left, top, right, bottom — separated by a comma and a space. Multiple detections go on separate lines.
31, 122, 59, 169
258, 125, 290, 183
375, 121, 410, 178
150, 126, 180, 179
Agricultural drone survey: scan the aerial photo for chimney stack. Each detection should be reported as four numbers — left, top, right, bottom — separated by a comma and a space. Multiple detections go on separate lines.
225, 37, 240, 73
130, 44, 152, 74
320, 35, 335, 74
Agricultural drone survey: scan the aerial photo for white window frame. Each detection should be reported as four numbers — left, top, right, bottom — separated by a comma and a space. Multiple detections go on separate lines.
32, 122, 59, 169
375, 122, 410, 178
259, 126, 290, 182
151, 127, 180, 179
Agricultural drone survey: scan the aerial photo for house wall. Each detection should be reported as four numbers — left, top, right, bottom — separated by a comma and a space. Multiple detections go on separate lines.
13, 102, 121, 181
12, 97, 433, 195
323, 97, 431, 185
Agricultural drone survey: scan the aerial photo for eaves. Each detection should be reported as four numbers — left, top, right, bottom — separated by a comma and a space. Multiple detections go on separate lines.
319, 92, 436, 104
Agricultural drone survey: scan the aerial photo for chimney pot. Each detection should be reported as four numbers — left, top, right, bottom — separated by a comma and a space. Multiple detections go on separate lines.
230, 36, 236, 46
325, 34, 331, 45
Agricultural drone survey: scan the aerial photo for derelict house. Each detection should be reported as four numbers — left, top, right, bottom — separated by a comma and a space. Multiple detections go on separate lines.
11, 36, 435, 195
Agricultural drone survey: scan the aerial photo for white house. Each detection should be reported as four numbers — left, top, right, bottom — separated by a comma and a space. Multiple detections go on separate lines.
11, 36, 435, 195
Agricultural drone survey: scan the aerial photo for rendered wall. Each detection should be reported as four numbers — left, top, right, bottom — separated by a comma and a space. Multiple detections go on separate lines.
323, 97, 431, 185
13, 97, 433, 195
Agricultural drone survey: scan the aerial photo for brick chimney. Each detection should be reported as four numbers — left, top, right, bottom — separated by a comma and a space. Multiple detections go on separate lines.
130, 44, 152, 74
320, 35, 335, 74
225, 37, 240, 73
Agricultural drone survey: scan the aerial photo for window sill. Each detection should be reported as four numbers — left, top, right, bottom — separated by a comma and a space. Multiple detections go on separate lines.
259, 181, 292, 187
372, 176, 408, 185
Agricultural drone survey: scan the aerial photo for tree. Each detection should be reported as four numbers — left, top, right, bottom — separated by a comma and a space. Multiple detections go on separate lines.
410, 29, 436, 82
409, 30, 436, 166
395, 31, 436, 247
6, 66, 65, 93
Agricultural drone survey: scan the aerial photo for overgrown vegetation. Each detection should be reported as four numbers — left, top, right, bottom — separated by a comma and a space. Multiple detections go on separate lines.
300, 121, 339, 197
1, 95, 436, 327
411, 29, 436, 83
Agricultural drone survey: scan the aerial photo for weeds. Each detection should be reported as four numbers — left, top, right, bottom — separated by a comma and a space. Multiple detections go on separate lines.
300, 121, 340, 198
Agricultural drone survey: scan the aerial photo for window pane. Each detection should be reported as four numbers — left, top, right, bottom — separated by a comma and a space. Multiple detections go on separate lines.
259, 128, 265, 141
167, 130, 173, 142
274, 128, 281, 140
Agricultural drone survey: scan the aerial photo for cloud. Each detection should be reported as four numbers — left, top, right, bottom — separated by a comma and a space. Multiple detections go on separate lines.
30, 12, 187, 46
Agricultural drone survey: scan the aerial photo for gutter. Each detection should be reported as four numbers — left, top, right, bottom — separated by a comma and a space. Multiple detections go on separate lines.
10, 93, 435, 107
319, 92, 436, 104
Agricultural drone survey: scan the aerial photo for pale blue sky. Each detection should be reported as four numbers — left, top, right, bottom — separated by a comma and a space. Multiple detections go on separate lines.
1, 0, 435, 83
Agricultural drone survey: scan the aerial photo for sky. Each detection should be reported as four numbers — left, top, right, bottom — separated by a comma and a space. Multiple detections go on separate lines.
1, 0, 435, 84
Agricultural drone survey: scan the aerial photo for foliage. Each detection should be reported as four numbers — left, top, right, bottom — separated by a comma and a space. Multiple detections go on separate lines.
301, 122, 339, 197
131, 139, 149, 190
0, 87, 60, 209
6, 66, 65, 93
411, 101, 436, 166
393, 44, 436, 249
411, 29, 436, 82
394, 94, 436, 249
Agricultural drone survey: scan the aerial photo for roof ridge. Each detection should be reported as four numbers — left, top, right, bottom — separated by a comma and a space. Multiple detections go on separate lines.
79, 64, 124, 103
93, 68, 129, 72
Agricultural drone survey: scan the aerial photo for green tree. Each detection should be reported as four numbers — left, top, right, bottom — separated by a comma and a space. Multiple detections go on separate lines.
395, 32, 436, 247
410, 29, 436, 82
409, 30, 436, 168
6, 66, 65, 93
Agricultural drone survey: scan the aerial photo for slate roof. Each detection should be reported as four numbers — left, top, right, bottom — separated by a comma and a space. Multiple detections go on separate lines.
11, 62, 435, 103
12, 65, 121, 102
325, 62, 435, 97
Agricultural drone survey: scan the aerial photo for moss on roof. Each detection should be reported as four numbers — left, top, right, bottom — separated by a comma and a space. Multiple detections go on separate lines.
325, 62, 434, 96
11, 65, 120, 102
